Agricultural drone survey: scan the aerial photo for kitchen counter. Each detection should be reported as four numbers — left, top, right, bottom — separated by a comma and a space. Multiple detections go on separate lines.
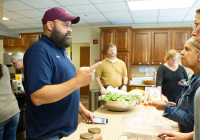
61, 105, 179, 140
129, 83, 156, 87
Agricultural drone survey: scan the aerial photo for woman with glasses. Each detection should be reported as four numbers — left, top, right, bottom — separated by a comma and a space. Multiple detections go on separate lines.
152, 36, 200, 133
0, 64, 20, 140
157, 8, 200, 140
156, 49, 188, 102
10, 52, 24, 70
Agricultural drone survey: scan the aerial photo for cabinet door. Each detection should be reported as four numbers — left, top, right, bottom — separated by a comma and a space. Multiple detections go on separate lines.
151, 30, 171, 65
3, 37, 24, 47
12, 37, 25, 47
100, 29, 115, 51
117, 52, 129, 71
3, 39, 11, 47
115, 29, 131, 52
171, 30, 191, 52
100, 52, 107, 60
132, 30, 151, 65
24, 34, 40, 50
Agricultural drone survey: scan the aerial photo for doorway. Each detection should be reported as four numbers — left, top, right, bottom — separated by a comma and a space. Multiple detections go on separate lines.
80, 46, 90, 96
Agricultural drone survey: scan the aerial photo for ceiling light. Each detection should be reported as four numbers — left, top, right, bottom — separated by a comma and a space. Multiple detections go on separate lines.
128, 0, 196, 11
3, 17, 9, 20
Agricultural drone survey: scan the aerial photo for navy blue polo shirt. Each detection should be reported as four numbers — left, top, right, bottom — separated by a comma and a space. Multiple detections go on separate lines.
23, 35, 80, 140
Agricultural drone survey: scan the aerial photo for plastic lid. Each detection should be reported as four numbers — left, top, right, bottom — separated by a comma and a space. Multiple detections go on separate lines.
88, 127, 101, 133
80, 132, 93, 139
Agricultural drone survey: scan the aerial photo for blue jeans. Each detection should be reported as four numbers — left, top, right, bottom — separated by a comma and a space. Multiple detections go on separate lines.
0, 113, 20, 140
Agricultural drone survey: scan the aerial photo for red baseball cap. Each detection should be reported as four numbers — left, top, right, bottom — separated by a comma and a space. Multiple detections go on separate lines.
42, 7, 80, 25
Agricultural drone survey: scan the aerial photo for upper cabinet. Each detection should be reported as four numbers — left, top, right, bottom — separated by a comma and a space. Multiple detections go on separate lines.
132, 30, 151, 65
100, 29, 115, 51
3, 33, 41, 52
132, 28, 192, 65
24, 34, 40, 50
4, 36, 25, 47
171, 29, 191, 52
151, 30, 171, 65
100, 27, 132, 52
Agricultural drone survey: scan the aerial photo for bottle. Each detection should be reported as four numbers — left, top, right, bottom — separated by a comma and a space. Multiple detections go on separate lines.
17, 82, 21, 93
80, 132, 93, 140
88, 127, 103, 140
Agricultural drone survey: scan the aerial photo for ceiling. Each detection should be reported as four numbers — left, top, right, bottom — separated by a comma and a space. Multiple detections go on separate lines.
2, 0, 200, 30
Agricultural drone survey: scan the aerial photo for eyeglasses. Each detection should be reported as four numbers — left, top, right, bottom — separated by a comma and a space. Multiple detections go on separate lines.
192, 22, 200, 30
12, 60, 20, 65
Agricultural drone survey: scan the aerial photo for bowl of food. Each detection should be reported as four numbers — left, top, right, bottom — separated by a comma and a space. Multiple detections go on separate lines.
142, 80, 156, 85
100, 100, 137, 111
99, 91, 138, 111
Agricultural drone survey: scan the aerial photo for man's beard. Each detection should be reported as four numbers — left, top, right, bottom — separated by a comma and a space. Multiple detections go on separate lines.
50, 26, 72, 48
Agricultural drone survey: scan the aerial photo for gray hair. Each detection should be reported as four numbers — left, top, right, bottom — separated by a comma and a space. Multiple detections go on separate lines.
187, 36, 200, 52
11, 52, 24, 60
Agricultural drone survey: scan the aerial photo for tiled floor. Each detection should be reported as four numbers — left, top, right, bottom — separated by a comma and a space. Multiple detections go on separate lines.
79, 97, 89, 124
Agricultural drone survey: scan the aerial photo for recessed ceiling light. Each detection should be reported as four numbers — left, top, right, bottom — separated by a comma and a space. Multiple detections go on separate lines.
3, 17, 9, 20
128, 0, 196, 11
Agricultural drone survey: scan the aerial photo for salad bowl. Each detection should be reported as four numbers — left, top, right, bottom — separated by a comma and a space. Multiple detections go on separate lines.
101, 100, 137, 111
99, 90, 138, 111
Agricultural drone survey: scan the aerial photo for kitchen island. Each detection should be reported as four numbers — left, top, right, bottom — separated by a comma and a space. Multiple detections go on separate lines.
62, 105, 179, 140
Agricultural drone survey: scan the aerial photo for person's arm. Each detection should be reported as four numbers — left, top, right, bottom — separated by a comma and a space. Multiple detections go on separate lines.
156, 65, 164, 92
79, 102, 95, 123
121, 62, 128, 91
178, 66, 189, 86
95, 76, 106, 95
121, 75, 128, 91
158, 131, 193, 140
163, 103, 194, 128
31, 62, 102, 106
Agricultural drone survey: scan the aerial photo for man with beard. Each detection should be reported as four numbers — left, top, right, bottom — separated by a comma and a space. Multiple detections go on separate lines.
95, 43, 128, 95
23, 7, 101, 140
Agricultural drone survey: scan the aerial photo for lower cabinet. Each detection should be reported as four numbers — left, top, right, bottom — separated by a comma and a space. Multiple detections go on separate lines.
129, 86, 145, 91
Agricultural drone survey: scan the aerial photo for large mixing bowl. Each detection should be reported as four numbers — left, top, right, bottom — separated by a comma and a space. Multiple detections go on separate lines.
101, 100, 137, 111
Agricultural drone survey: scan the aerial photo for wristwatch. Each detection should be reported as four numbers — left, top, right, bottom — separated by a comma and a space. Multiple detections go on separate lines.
123, 84, 128, 87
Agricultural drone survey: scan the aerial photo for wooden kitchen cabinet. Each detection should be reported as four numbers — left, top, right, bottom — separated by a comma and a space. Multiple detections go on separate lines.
24, 34, 40, 50
171, 29, 191, 53
132, 29, 171, 65
100, 29, 115, 51
100, 26, 132, 52
151, 30, 171, 65
132, 30, 151, 65
4, 36, 25, 47
3, 33, 41, 52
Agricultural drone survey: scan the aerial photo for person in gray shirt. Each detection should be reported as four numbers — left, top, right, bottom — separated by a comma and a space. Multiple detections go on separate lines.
0, 64, 20, 140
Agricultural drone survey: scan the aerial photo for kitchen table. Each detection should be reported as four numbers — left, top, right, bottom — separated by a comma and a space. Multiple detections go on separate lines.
61, 105, 179, 140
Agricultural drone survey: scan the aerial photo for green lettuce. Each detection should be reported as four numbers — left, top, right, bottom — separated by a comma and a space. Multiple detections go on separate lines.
99, 92, 138, 102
